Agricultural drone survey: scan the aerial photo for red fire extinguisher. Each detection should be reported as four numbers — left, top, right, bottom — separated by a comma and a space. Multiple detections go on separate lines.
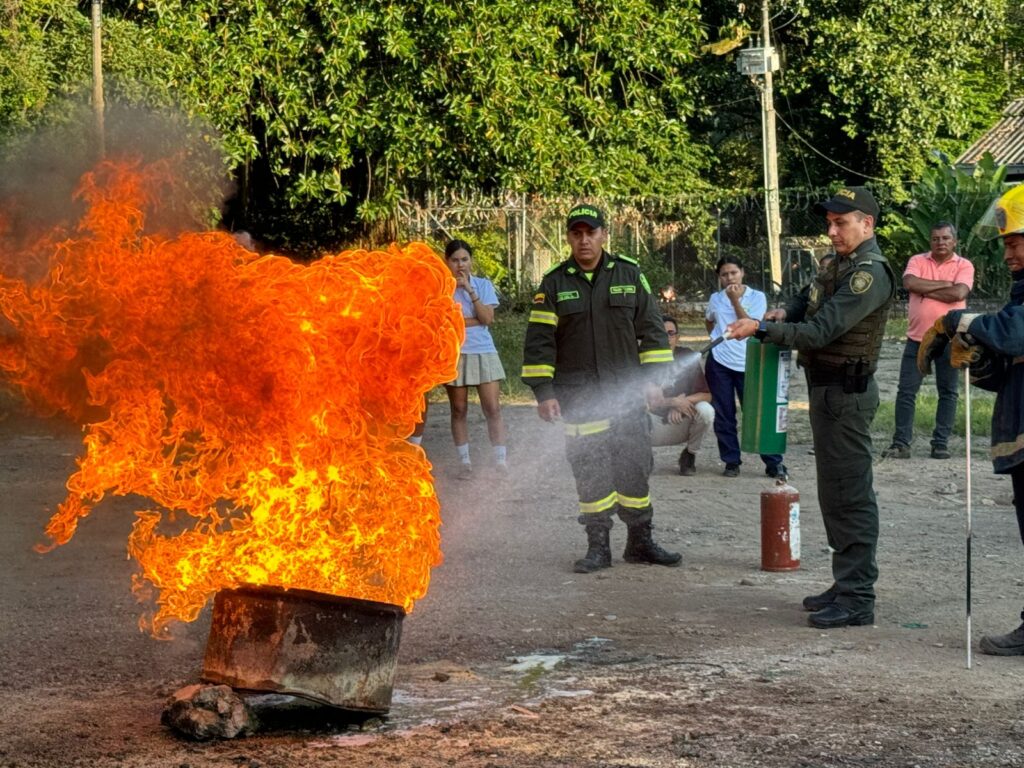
761, 480, 800, 571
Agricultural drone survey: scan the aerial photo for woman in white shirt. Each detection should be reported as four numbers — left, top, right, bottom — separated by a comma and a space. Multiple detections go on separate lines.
705, 256, 786, 479
443, 239, 508, 479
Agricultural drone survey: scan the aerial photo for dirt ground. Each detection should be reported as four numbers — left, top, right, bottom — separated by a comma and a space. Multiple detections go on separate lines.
3, 337, 1024, 768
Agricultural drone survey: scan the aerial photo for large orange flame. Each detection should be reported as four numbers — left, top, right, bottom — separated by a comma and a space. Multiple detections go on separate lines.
0, 157, 463, 634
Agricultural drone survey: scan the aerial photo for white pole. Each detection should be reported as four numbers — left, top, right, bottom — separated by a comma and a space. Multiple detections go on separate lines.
965, 366, 973, 669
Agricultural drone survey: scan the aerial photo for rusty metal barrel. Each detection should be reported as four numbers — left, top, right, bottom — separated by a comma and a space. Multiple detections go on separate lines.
201, 585, 405, 713
760, 481, 800, 572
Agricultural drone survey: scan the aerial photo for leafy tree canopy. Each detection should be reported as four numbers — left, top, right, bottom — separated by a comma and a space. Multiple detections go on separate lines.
143, 0, 709, 248
881, 152, 1008, 293
0, 1, 1020, 253
693, 0, 1011, 194
1, 1, 170, 139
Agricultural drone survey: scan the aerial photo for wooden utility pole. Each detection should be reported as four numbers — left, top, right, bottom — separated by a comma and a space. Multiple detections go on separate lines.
760, 0, 782, 294
91, 0, 105, 157
738, 1, 783, 294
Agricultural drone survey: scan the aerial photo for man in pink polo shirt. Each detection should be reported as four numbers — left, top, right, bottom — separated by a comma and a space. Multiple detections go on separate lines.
882, 222, 974, 459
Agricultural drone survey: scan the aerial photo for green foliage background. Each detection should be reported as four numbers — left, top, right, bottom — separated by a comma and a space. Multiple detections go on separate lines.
1, 1, 1022, 256
882, 153, 1009, 293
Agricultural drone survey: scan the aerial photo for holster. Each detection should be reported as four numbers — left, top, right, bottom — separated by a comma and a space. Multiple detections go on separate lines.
842, 359, 870, 394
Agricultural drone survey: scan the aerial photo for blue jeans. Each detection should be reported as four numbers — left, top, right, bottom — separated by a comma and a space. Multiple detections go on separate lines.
705, 352, 784, 469
892, 338, 959, 449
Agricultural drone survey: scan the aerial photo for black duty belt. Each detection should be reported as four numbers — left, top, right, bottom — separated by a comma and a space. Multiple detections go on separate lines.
805, 368, 848, 387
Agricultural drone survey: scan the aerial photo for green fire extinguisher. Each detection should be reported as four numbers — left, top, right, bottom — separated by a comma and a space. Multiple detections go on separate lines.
740, 339, 791, 455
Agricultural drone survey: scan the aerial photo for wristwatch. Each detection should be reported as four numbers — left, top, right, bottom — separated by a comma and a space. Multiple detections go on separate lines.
754, 320, 769, 342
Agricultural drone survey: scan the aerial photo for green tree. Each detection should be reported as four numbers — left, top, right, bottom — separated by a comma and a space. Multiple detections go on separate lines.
145, 1, 710, 251
882, 152, 1008, 296
0, 1, 171, 142
691, 0, 1009, 193
785, 0, 1006, 190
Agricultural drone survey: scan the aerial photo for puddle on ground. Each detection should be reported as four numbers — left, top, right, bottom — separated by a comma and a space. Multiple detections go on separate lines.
270, 635, 725, 746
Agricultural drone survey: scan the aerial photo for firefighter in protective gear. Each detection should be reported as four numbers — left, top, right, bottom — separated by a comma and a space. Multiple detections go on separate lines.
522, 203, 680, 573
728, 186, 896, 629
924, 184, 1024, 655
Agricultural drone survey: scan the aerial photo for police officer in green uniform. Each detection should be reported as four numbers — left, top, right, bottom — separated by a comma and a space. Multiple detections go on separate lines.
729, 187, 896, 628
522, 204, 681, 573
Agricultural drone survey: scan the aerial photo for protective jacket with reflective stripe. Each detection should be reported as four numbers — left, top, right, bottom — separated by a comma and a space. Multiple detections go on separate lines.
952, 270, 1024, 474
521, 251, 671, 421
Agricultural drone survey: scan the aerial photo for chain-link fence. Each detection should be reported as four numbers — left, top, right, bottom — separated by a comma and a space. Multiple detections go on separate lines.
397, 186, 1015, 311
396, 188, 839, 307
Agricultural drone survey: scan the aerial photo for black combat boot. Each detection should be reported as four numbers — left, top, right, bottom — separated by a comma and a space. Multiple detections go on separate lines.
802, 583, 839, 612
623, 521, 681, 567
678, 450, 696, 476
573, 525, 612, 573
979, 621, 1024, 655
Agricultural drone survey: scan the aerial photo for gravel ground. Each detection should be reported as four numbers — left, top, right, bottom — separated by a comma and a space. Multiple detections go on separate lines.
2, 338, 1024, 767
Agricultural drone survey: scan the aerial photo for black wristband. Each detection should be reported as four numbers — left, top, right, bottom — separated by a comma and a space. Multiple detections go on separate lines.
754, 320, 769, 342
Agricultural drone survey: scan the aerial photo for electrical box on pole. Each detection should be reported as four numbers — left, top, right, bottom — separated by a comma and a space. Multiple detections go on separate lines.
737, 46, 780, 76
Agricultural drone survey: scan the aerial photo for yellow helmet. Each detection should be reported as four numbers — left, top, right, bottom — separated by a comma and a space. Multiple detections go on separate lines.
976, 184, 1024, 240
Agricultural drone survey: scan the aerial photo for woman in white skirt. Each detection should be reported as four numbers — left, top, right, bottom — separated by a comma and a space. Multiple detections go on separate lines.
444, 239, 508, 478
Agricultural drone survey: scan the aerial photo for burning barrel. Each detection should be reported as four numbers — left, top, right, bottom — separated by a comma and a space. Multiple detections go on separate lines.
202, 586, 405, 713
3, 158, 464, 726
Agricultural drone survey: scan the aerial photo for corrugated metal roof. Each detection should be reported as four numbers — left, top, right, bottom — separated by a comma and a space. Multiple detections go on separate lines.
956, 98, 1024, 168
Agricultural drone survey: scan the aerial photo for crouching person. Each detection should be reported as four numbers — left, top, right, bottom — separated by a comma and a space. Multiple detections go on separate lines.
647, 316, 714, 476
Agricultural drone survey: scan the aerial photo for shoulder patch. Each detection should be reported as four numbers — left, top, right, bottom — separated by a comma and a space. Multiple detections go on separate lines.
543, 260, 566, 277
850, 271, 874, 294
533, 292, 546, 305
616, 254, 639, 266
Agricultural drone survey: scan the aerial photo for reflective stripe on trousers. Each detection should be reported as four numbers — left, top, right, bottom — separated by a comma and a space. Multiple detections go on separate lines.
563, 414, 653, 523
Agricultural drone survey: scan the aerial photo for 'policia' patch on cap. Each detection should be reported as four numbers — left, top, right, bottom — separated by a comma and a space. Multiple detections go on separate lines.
567, 204, 606, 230
850, 271, 874, 294
814, 186, 881, 222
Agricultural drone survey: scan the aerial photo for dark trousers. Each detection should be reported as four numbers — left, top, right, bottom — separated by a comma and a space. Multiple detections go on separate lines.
1012, 464, 1024, 622
892, 338, 959, 448
808, 378, 880, 611
564, 412, 654, 528
705, 352, 783, 469
1012, 463, 1024, 547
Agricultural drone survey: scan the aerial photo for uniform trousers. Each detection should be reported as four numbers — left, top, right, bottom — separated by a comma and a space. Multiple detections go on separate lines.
564, 410, 653, 528
808, 376, 880, 611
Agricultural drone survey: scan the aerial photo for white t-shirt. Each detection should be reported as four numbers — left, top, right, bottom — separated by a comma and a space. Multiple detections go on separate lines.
454, 275, 500, 355
705, 287, 767, 372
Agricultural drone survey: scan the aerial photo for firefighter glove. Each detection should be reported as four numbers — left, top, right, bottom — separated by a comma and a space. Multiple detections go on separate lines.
917, 318, 951, 376
949, 334, 982, 369
937, 311, 962, 337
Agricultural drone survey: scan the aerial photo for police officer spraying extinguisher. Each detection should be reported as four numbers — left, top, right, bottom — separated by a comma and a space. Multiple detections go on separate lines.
522, 204, 680, 574
729, 187, 896, 629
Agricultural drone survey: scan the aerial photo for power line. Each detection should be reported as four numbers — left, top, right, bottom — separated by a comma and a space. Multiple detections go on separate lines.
783, 93, 814, 188
774, 110, 889, 182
